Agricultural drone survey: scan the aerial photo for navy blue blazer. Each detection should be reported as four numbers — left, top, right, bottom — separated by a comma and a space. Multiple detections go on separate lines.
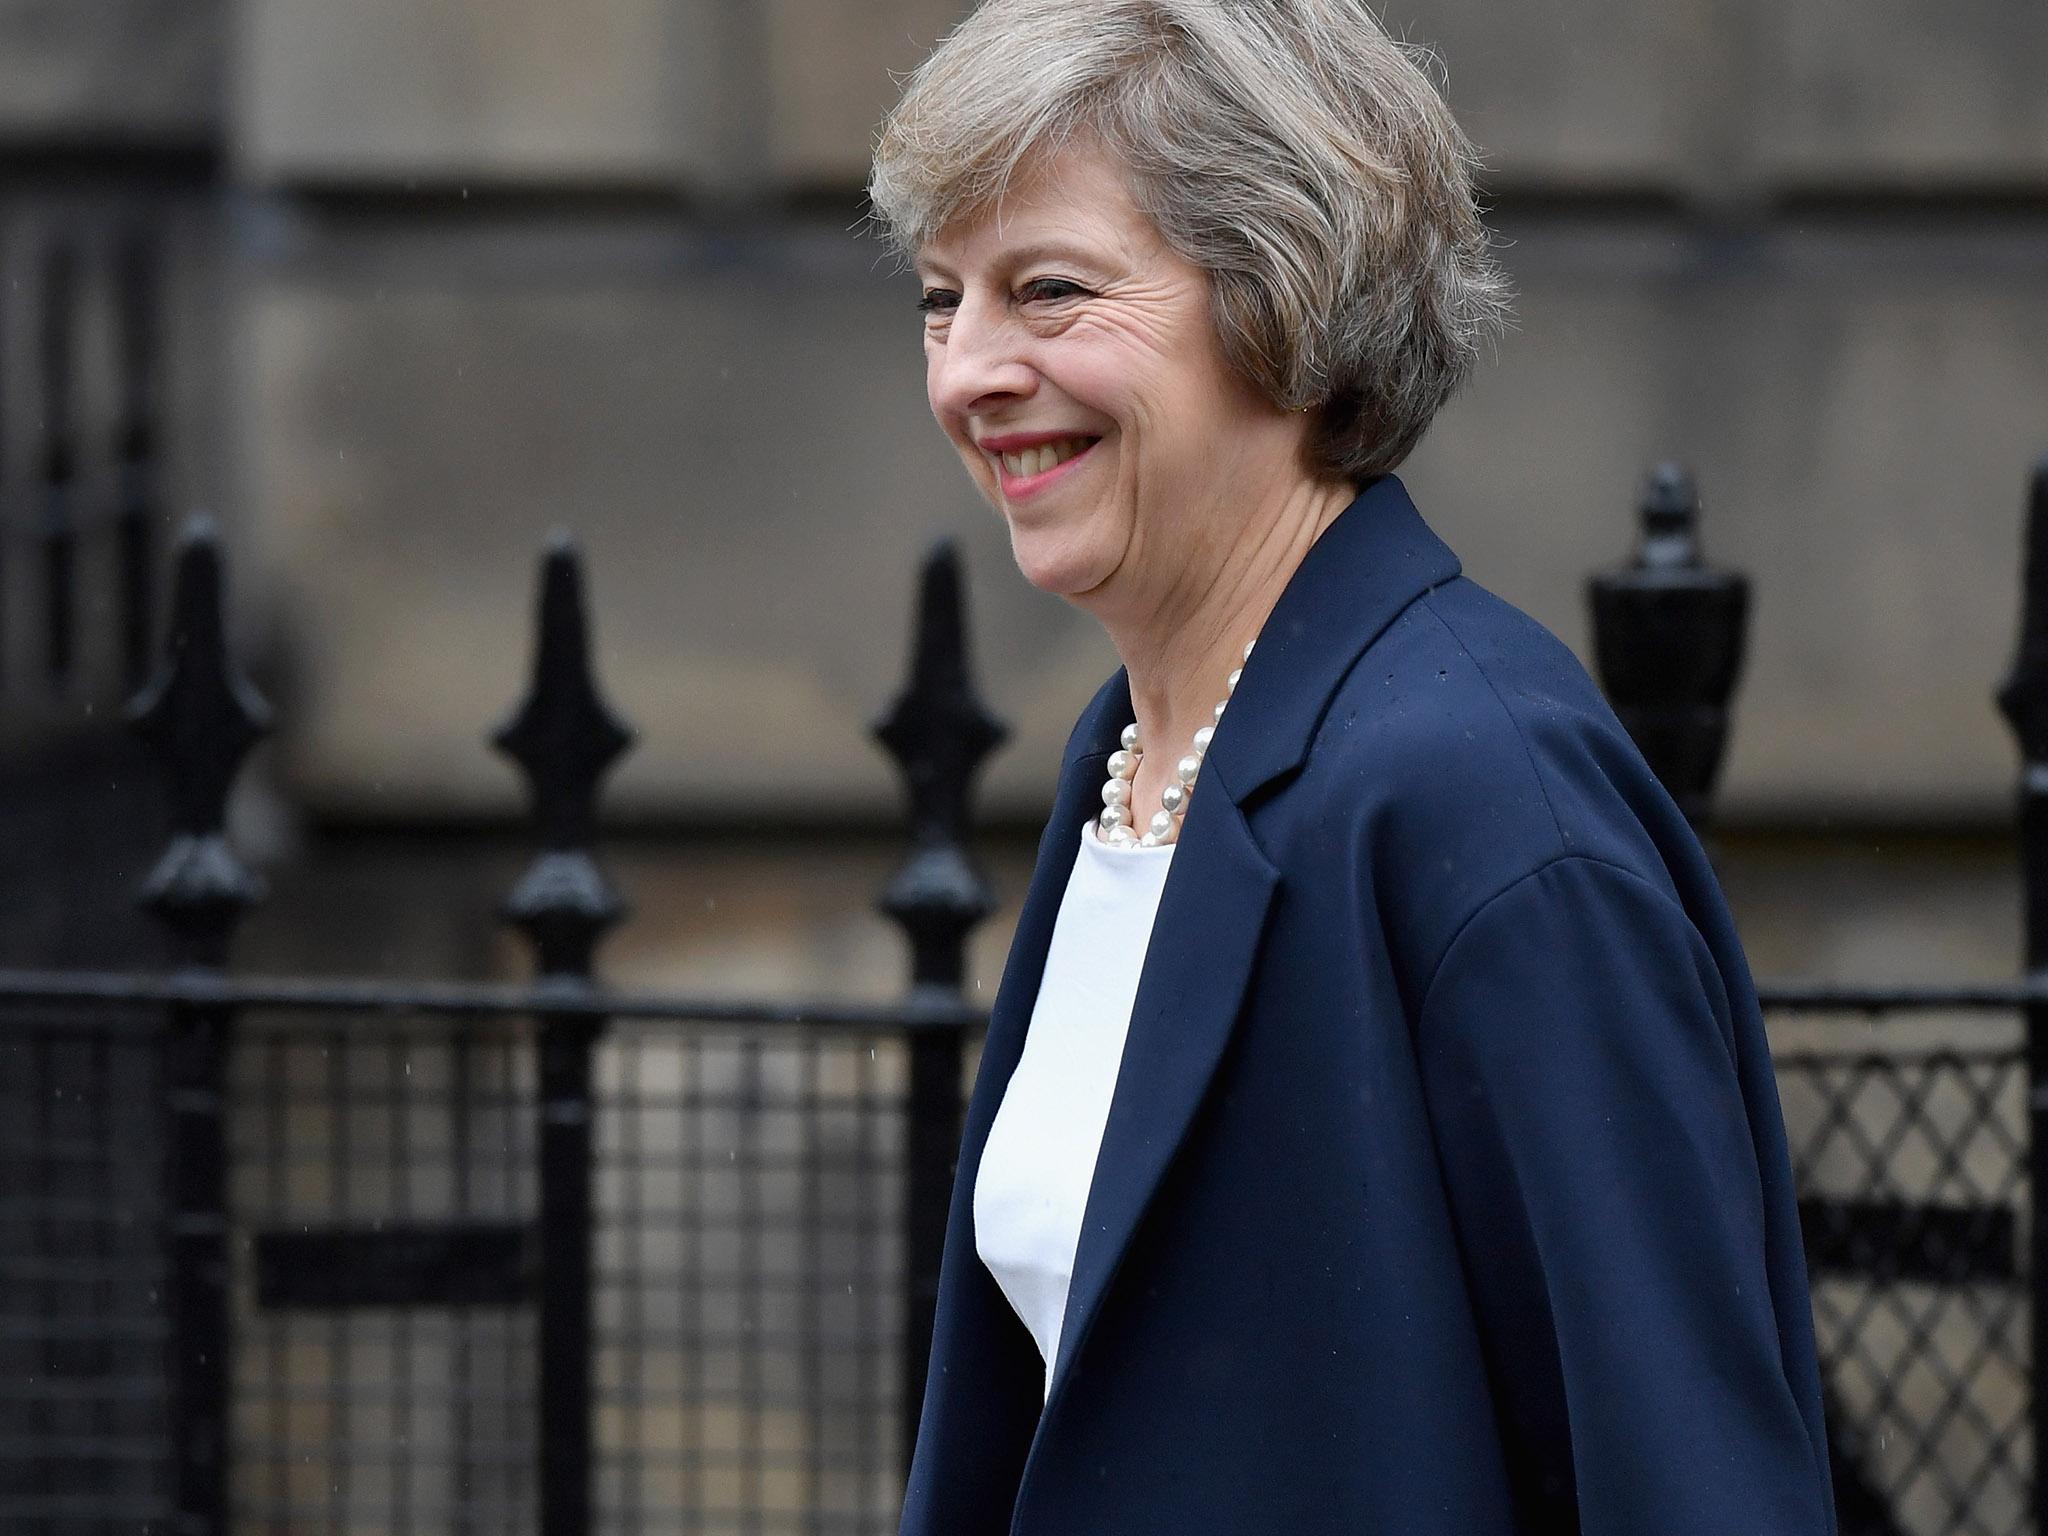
901, 475, 1835, 1535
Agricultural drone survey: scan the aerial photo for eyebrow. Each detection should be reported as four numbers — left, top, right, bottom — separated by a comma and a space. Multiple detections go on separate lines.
999, 239, 1110, 274
916, 239, 1114, 285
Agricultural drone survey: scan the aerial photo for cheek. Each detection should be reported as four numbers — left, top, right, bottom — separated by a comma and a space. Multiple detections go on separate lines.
1143, 344, 1248, 454
1058, 320, 1197, 427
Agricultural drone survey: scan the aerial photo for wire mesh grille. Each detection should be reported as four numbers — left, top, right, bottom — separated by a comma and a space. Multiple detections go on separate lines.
214, 1014, 911, 1535
594, 1025, 907, 1536
1775, 1019, 2031, 1536
2, 999, 2038, 1535
0, 1015, 173, 1534
229, 1018, 541, 1534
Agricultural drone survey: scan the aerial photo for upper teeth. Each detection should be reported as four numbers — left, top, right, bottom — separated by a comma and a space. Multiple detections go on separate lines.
998, 438, 1092, 478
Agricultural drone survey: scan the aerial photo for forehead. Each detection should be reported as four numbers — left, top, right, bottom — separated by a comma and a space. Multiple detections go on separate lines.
915, 144, 1158, 275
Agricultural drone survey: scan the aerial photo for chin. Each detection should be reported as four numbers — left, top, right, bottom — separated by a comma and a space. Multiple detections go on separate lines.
1005, 521, 1116, 600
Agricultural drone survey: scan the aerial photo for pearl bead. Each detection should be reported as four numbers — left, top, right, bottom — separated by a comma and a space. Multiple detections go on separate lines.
1101, 650, 1236, 850
1226, 667, 1242, 694
1243, 639, 1256, 660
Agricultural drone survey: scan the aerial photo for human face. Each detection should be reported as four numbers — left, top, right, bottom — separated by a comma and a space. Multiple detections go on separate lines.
916, 145, 1293, 604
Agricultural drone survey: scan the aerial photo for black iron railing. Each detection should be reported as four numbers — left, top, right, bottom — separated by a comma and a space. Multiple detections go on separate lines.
0, 517, 1002, 1536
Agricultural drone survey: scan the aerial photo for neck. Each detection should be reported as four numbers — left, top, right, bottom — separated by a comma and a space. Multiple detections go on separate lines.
1092, 473, 1356, 805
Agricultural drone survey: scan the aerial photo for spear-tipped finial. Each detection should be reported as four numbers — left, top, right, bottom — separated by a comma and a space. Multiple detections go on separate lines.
127, 516, 273, 965
1638, 462, 1701, 570
873, 540, 1008, 995
1587, 464, 1749, 828
492, 533, 634, 977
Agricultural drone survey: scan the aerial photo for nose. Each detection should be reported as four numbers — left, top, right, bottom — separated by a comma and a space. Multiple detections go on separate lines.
927, 294, 1036, 424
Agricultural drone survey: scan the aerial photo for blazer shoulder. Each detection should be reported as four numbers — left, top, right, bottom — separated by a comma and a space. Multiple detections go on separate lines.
1291, 575, 1694, 983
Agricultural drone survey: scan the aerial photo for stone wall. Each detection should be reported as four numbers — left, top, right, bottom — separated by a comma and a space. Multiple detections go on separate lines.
0, 0, 219, 141
6, 0, 2046, 823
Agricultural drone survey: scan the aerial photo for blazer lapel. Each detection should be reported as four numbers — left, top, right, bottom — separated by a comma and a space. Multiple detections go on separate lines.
1040, 781, 1280, 1408
965, 678, 1130, 1148
1024, 474, 1461, 1444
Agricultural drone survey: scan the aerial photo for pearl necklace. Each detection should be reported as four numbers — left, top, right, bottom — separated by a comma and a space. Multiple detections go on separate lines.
1097, 638, 1255, 849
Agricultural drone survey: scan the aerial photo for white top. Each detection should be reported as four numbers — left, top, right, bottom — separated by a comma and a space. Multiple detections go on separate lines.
974, 818, 1178, 1402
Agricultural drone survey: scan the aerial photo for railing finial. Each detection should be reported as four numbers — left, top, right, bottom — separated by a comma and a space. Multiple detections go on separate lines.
126, 515, 272, 966
1586, 463, 1749, 828
491, 533, 634, 977
872, 538, 1008, 997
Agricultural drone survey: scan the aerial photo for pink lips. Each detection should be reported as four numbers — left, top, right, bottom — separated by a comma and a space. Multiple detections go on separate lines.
978, 432, 1103, 500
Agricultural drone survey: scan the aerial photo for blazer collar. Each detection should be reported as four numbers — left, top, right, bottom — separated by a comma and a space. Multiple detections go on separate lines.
1060, 473, 1463, 802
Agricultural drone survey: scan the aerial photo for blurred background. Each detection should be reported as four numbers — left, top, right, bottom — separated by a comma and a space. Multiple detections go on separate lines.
2, 1, 2046, 1533
0, 0, 2042, 989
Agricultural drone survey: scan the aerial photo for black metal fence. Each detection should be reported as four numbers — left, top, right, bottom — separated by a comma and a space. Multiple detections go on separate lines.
3, 455, 2047, 1535
0, 520, 994, 1535
1782, 1024, 2027, 1534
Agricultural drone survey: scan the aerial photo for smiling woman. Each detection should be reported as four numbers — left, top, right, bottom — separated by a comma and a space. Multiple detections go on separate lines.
912, 147, 1293, 616
866, 4, 1837, 1535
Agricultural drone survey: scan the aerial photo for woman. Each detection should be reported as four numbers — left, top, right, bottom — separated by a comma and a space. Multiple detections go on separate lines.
868, 2, 1835, 1532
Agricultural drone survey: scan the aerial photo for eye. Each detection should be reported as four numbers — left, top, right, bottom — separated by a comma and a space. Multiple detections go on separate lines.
1020, 277, 1087, 303
917, 287, 960, 315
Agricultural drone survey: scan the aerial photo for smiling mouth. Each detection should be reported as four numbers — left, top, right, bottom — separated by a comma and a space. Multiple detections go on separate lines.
993, 436, 1099, 479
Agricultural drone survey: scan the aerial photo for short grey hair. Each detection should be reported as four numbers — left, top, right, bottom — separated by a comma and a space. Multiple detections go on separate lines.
868, 0, 1511, 481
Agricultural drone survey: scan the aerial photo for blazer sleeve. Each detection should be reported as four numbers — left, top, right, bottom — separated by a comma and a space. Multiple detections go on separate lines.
1413, 853, 1833, 1535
